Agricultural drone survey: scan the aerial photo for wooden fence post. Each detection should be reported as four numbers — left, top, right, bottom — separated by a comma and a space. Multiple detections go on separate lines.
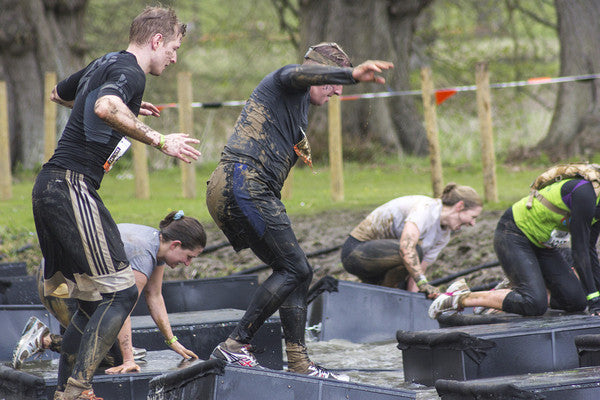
475, 62, 498, 203
0, 81, 12, 200
178, 71, 196, 199
328, 95, 344, 202
44, 72, 57, 162
132, 121, 150, 199
420, 66, 444, 197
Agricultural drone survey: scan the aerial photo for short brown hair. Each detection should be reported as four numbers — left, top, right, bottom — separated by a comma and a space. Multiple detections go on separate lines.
304, 42, 352, 67
129, 6, 187, 45
440, 183, 482, 210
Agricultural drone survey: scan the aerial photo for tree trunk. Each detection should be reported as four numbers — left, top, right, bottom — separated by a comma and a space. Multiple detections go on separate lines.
298, 0, 432, 158
0, 0, 87, 169
538, 0, 600, 159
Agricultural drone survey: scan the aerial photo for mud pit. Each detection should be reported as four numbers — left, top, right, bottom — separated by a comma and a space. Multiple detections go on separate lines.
167, 208, 506, 291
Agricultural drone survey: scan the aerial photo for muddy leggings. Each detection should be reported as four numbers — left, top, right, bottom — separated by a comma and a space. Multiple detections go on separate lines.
56, 285, 138, 391
495, 208, 587, 316
341, 236, 422, 288
229, 226, 313, 345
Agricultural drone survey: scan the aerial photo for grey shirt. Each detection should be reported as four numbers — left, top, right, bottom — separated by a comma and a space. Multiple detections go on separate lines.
118, 223, 164, 279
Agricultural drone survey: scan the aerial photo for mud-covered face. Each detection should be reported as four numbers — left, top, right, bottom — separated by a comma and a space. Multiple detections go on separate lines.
309, 84, 342, 106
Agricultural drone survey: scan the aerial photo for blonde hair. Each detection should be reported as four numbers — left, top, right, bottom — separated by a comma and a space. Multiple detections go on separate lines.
440, 183, 482, 209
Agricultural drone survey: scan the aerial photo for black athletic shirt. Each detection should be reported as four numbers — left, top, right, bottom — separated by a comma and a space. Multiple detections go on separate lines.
46, 51, 145, 189
220, 64, 356, 196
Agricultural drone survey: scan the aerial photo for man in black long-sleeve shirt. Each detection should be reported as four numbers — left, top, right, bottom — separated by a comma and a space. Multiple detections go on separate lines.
206, 43, 392, 380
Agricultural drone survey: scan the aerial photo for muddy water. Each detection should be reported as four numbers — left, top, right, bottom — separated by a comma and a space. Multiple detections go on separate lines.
306, 338, 440, 399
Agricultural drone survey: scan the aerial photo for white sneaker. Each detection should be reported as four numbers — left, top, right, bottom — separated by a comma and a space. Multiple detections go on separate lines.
428, 284, 471, 319
12, 316, 49, 369
306, 363, 350, 382
446, 278, 469, 293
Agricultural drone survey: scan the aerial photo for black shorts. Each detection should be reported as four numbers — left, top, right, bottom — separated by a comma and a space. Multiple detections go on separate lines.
32, 167, 134, 301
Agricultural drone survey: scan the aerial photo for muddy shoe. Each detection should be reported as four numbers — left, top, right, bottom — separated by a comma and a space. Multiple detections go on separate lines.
306, 362, 350, 381
12, 316, 49, 369
210, 342, 262, 368
428, 287, 471, 319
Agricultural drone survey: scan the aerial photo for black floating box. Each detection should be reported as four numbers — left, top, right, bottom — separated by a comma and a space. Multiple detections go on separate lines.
0, 350, 206, 400
0, 276, 39, 305
131, 275, 259, 316
0, 305, 61, 362
147, 361, 419, 400
131, 309, 283, 370
435, 366, 600, 400
307, 280, 437, 343
0, 262, 28, 277
575, 333, 600, 367
397, 314, 600, 386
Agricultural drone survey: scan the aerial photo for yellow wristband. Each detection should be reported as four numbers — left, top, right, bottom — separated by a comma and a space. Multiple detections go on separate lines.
156, 134, 166, 149
587, 291, 600, 301
165, 335, 178, 346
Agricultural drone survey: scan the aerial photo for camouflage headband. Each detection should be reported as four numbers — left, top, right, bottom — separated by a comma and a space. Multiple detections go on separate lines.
304, 42, 352, 67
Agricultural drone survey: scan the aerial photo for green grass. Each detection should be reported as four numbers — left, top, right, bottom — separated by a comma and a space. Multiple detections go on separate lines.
0, 157, 549, 273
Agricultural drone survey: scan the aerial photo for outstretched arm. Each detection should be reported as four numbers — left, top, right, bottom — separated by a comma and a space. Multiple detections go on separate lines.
145, 266, 198, 361
352, 60, 394, 84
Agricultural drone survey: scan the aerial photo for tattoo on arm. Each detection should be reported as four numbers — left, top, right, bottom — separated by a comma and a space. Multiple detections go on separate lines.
399, 232, 422, 278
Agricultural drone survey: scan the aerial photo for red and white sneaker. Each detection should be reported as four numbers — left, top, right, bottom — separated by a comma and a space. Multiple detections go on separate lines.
210, 342, 262, 368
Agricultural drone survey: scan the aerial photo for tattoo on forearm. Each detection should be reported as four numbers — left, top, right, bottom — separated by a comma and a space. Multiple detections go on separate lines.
399, 235, 422, 277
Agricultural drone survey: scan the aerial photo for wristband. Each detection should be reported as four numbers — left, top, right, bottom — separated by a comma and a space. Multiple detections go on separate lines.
416, 275, 428, 287
165, 335, 178, 346
156, 134, 166, 150
587, 291, 600, 301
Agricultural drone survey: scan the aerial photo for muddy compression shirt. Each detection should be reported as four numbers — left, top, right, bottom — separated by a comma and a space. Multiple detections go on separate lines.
46, 51, 145, 189
220, 63, 355, 196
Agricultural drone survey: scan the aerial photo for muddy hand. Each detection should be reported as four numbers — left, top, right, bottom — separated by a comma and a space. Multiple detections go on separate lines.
170, 341, 199, 360
160, 133, 201, 163
105, 360, 141, 374
352, 60, 394, 84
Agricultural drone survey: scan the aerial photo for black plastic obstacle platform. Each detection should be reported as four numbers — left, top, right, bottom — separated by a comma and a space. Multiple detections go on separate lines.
435, 366, 600, 399
307, 279, 437, 343
397, 314, 600, 386
131, 308, 283, 370
0, 350, 209, 400
147, 360, 419, 400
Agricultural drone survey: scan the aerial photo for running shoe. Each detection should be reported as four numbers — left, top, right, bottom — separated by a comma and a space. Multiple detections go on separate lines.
12, 316, 49, 369
132, 347, 146, 360
445, 278, 469, 293
428, 284, 471, 319
210, 342, 262, 368
306, 362, 350, 381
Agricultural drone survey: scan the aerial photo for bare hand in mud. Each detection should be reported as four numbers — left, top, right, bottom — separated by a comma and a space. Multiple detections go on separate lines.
160, 133, 201, 163
105, 360, 141, 374
418, 283, 441, 299
352, 60, 394, 84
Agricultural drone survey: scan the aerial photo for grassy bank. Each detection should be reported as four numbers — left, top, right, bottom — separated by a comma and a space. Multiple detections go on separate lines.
0, 157, 547, 272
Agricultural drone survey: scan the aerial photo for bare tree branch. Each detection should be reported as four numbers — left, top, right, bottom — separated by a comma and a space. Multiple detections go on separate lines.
270, 0, 299, 48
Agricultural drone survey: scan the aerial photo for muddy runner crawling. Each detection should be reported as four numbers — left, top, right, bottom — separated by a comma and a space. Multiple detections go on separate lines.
430, 177, 600, 319
205, 42, 393, 380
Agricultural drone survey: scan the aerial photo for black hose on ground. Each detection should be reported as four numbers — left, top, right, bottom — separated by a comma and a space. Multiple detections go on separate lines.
228, 244, 343, 276
429, 260, 501, 286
